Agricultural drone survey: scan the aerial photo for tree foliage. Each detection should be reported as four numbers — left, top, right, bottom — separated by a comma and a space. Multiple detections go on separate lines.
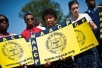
97, 2, 102, 11
62, 12, 72, 22
19, 0, 64, 24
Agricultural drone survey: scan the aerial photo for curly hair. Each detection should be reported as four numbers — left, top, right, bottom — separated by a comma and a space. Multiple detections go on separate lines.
42, 8, 57, 22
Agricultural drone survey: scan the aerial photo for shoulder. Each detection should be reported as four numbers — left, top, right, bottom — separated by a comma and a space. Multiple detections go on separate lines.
0, 33, 16, 38
84, 11, 88, 13
21, 29, 29, 37
80, 13, 90, 18
9, 33, 17, 36
80, 13, 88, 16
66, 17, 72, 21
80, 13, 92, 22
21, 29, 27, 35
0, 35, 4, 38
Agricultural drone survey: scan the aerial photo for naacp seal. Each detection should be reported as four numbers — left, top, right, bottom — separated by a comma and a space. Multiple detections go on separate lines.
46, 32, 67, 54
75, 30, 86, 47
2, 42, 23, 60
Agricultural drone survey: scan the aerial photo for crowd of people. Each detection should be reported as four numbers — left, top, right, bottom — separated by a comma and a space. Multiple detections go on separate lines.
0, 0, 102, 68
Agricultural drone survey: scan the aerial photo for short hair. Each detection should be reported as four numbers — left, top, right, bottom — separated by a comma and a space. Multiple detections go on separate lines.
0, 14, 9, 23
24, 13, 34, 20
68, 0, 79, 10
34, 18, 41, 26
85, 0, 90, 3
42, 8, 57, 21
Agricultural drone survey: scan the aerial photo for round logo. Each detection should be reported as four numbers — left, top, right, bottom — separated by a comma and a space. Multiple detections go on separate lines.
2, 42, 23, 60
46, 32, 67, 54
75, 30, 86, 47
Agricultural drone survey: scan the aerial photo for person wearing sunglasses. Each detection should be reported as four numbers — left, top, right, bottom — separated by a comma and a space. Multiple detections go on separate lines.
0, 14, 19, 68
0, 14, 38, 68
0, 14, 15, 38
21, 13, 43, 68
21, 13, 42, 39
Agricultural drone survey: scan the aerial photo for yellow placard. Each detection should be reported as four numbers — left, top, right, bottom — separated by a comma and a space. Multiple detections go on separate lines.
0, 35, 34, 68
32, 21, 80, 65
72, 17, 99, 53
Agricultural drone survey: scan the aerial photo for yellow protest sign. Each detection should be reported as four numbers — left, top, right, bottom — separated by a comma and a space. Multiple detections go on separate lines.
32, 21, 80, 65
72, 17, 99, 53
0, 35, 34, 68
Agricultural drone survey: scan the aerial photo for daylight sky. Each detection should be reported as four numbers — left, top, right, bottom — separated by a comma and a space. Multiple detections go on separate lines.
0, 0, 101, 34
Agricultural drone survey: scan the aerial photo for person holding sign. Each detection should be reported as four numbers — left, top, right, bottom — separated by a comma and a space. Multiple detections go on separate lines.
85, 0, 102, 62
0, 14, 24, 68
0, 14, 15, 68
41, 8, 76, 68
67, 1, 102, 68
21, 13, 42, 39
21, 13, 43, 68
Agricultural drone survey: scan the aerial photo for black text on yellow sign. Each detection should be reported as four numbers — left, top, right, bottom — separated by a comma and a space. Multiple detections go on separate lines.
31, 20, 72, 66
72, 17, 87, 28
0, 34, 34, 68
32, 20, 80, 65
72, 17, 98, 53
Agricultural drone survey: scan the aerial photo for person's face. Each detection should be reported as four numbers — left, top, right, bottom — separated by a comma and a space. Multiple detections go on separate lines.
70, 3, 79, 16
0, 16, 9, 31
25, 15, 34, 27
87, 0, 96, 9
44, 14, 57, 28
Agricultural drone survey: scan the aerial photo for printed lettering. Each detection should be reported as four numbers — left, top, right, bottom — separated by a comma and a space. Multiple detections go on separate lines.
31, 34, 35, 38
82, 18, 85, 23
57, 24, 62, 29
32, 46, 37, 51
34, 53, 38, 57
99, 12, 102, 16
32, 40, 36, 44
40, 32, 45, 36
3, 38, 7, 41
100, 23, 102, 27
100, 17, 102, 21
49, 28, 53, 33
100, 34, 102, 38
34, 59, 39, 64
44, 50, 74, 61
66, 20, 70, 25
100, 29, 102, 32
18, 35, 22, 38
11, 36, 15, 40
74, 22, 79, 27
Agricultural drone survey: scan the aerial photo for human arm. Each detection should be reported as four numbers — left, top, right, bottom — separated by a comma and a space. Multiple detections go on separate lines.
85, 13, 97, 30
89, 20, 97, 30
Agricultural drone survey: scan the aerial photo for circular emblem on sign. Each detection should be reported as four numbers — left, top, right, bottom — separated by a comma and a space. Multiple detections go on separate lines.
2, 42, 23, 60
75, 29, 86, 47
46, 32, 67, 54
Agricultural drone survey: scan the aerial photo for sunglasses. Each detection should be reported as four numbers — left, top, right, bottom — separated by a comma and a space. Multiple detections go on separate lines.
25, 18, 34, 21
0, 19, 8, 23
